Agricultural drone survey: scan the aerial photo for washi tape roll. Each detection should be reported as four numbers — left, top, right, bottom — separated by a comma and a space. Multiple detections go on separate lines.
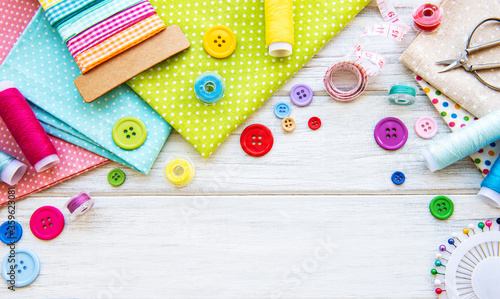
194, 72, 225, 105
412, 2, 443, 32
265, 0, 294, 57
388, 84, 417, 105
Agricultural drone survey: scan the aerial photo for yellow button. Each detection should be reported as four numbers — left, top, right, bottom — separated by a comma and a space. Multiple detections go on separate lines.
112, 117, 147, 150
282, 117, 296, 133
203, 25, 236, 59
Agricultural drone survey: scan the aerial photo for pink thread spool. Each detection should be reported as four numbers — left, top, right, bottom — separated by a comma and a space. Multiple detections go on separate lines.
412, 3, 443, 32
65, 193, 95, 219
0, 81, 59, 172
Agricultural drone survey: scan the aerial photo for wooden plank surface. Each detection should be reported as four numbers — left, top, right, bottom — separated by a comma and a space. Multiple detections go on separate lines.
1, 1, 496, 298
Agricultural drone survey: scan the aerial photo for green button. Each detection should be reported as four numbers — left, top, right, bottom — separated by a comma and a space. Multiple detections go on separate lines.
112, 117, 147, 150
107, 169, 126, 186
429, 196, 454, 220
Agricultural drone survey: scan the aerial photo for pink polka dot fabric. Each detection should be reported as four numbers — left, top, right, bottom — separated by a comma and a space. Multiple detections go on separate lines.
0, 0, 39, 64
0, 0, 109, 204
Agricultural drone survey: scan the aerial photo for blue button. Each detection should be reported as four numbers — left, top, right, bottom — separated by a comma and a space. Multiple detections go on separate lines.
274, 102, 291, 119
0, 221, 22, 245
2, 248, 40, 288
391, 171, 405, 185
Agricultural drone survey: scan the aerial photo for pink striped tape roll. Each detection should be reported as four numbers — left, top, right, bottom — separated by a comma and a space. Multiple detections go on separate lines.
66, 1, 156, 57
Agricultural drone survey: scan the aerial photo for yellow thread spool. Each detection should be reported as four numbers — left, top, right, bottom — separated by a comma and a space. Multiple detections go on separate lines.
164, 157, 195, 187
265, 0, 294, 57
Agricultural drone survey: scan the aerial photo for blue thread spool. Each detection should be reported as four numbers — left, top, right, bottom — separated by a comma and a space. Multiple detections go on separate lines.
478, 157, 500, 207
194, 72, 225, 105
0, 150, 27, 186
388, 85, 416, 105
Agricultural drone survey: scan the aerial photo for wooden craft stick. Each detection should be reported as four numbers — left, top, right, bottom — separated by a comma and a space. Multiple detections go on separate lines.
74, 25, 190, 103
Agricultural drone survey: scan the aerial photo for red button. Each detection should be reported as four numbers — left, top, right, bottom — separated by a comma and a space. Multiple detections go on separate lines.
30, 206, 65, 240
308, 117, 321, 130
240, 124, 274, 156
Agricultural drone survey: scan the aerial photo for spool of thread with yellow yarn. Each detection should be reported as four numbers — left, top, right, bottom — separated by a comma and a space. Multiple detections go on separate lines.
164, 156, 195, 187
265, 0, 294, 57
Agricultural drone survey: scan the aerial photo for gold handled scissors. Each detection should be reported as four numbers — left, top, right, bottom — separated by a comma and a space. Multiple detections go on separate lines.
436, 18, 500, 91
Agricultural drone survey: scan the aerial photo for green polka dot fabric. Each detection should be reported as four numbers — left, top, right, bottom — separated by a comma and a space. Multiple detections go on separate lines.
129, 0, 370, 157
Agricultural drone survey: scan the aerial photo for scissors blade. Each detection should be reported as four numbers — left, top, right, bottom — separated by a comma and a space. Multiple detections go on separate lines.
436, 60, 462, 73
435, 59, 458, 65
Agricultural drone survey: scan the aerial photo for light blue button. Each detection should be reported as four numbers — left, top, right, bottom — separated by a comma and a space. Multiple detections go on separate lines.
274, 102, 291, 119
194, 71, 225, 105
0, 221, 22, 245
2, 248, 40, 288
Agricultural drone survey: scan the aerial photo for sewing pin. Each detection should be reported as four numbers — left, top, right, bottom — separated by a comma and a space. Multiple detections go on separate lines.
439, 244, 452, 254
485, 220, 492, 230
448, 238, 457, 248
431, 268, 444, 276
478, 222, 485, 232
463, 228, 470, 237
452, 232, 462, 243
468, 223, 476, 234
435, 260, 445, 267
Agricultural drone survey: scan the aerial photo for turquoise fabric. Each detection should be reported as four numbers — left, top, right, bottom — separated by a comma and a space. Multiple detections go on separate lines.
0, 10, 172, 174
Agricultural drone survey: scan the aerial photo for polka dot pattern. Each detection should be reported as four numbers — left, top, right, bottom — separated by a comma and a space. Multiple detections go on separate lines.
0, 118, 109, 205
129, 0, 370, 158
0, 9, 172, 174
416, 75, 499, 176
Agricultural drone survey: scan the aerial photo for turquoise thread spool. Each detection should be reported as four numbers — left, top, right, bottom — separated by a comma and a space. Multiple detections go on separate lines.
388, 85, 416, 105
0, 150, 27, 186
478, 157, 500, 207
194, 72, 225, 105
423, 110, 500, 172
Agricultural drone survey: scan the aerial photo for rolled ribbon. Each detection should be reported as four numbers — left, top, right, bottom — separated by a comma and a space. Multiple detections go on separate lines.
75, 14, 166, 73
0, 150, 27, 186
45, 0, 100, 28
39, 0, 64, 11
67, 1, 156, 57
478, 157, 500, 207
265, 0, 294, 57
57, 0, 143, 42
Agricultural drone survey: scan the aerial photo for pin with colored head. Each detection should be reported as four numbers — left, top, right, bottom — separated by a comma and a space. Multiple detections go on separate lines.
486, 220, 492, 230
431, 268, 444, 275
478, 222, 485, 232
452, 232, 462, 243
463, 228, 470, 237
439, 245, 451, 254
497, 218, 500, 230
468, 223, 476, 234
435, 260, 445, 267
448, 238, 456, 247
434, 279, 442, 286
435, 288, 445, 294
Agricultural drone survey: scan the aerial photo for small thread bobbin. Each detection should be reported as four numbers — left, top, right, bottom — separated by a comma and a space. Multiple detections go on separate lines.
65, 192, 95, 219
194, 72, 225, 105
164, 155, 195, 187
388, 84, 416, 105
412, 2, 444, 33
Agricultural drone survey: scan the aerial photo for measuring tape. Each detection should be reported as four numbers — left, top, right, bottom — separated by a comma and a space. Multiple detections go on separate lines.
324, 0, 410, 101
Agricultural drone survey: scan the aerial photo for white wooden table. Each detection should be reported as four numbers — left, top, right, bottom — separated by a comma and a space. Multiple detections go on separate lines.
1, 1, 496, 298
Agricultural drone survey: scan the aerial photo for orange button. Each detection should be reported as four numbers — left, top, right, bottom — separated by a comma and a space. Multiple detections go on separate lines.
203, 25, 236, 59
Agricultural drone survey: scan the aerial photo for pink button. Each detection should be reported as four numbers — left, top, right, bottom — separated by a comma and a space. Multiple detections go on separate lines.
30, 206, 65, 240
415, 116, 438, 139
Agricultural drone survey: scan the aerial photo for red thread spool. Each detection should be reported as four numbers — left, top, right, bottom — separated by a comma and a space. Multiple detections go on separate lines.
413, 3, 443, 32
0, 81, 59, 172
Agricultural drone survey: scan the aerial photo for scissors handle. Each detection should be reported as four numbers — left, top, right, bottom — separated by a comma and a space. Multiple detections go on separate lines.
466, 39, 500, 54
470, 62, 500, 71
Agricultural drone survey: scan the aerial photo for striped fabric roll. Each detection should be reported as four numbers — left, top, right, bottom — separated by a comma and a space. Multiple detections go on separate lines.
67, 1, 156, 57
75, 14, 166, 74
45, 0, 100, 27
57, 0, 143, 42
39, 0, 64, 11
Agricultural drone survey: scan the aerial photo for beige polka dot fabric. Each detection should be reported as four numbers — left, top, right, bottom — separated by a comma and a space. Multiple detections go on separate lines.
129, 0, 370, 157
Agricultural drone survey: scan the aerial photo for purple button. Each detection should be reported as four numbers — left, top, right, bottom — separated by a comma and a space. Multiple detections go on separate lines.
290, 84, 313, 106
374, 117, 408, 150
